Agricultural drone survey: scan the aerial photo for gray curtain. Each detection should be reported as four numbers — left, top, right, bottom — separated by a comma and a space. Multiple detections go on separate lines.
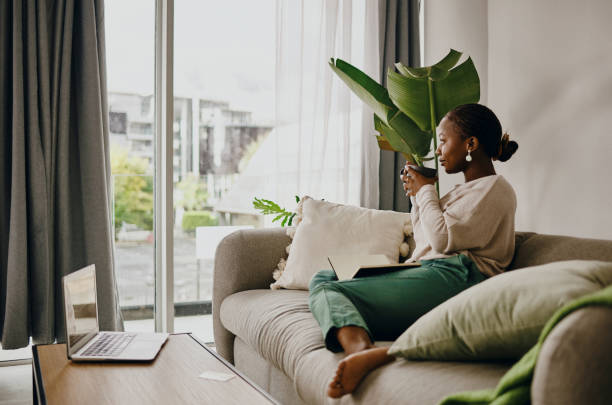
0, 0, 122, 350
378, 0, 421, 211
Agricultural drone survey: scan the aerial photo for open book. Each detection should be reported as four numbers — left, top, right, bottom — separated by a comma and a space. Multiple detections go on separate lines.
328, 254, 421, 281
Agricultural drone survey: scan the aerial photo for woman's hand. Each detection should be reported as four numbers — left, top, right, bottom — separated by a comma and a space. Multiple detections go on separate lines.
400, 164, 438, 197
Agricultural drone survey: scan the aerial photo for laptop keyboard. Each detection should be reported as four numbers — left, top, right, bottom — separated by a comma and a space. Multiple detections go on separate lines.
81, 333, 137, 357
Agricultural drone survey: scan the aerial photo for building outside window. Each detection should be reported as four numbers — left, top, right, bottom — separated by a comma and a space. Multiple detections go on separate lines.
105, 0, 274, 341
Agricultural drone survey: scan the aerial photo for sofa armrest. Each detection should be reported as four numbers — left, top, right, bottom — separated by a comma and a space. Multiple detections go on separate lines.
213, 227, 291, 364
532, 306, 612, 405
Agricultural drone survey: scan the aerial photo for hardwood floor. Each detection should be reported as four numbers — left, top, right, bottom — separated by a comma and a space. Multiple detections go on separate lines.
0, 364, 32, 405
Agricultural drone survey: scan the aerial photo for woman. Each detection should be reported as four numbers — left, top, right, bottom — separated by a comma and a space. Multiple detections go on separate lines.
307, 103, 519, 398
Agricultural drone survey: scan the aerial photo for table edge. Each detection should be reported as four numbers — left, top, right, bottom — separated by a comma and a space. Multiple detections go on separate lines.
186, 334, 280, 405
31, 345, 47, 405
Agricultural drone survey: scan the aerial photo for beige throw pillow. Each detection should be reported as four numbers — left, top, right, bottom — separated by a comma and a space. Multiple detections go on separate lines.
270, 196, 411, 290
389, 260, 612, 360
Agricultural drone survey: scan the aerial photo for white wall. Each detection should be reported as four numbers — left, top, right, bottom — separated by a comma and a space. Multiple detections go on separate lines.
425, 0, 612, 239
424, 0, 489, 201
424, 0, 488, 103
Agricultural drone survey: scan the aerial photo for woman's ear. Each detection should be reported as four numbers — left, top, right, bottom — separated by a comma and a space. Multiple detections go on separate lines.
468, 136, 480, 151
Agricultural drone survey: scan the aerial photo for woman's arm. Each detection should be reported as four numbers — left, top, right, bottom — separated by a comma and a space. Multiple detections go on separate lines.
413, 185, 448, 253
401, 167, 422, 228
409, 195, 420, 220
415, 184, 504, 254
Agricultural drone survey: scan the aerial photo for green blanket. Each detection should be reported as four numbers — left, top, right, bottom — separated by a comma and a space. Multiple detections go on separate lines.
438, 284, 612, 405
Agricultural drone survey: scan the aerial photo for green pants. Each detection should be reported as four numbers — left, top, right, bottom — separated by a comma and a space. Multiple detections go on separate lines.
308, 254, 486, 352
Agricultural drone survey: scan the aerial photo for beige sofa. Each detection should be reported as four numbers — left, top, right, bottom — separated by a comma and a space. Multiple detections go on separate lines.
213, 228, 612, 404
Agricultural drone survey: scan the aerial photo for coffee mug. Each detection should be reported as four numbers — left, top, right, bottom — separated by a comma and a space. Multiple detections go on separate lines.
400, 165, 437, 178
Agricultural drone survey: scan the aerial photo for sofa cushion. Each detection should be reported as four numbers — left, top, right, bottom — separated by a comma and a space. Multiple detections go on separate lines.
220, 289, 325, 379
271, 196, 411, 290
230, 317, 512, 405
389, 260, 612, 361
294, 347, 511, 405
510, 233, 612, 269
233, 336, 309, 405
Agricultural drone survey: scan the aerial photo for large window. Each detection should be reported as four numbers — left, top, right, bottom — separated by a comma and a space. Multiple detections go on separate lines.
106, 0, 156, 332
172, 0, 274, 339
105, 0, 274, 341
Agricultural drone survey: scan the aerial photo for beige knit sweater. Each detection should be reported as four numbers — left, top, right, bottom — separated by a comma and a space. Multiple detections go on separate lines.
407, 174, 517, 277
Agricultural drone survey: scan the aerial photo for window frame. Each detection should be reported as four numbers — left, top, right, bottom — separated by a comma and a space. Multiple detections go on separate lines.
154, 0, 174, 333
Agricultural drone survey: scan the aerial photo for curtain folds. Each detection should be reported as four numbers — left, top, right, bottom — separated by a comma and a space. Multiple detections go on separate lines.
0, 0, 122, 350
272, 0, 380, 208
378, 0, 421, 212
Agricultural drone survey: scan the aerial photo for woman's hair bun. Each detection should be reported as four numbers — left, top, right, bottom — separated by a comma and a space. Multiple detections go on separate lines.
496, 132, 518, 162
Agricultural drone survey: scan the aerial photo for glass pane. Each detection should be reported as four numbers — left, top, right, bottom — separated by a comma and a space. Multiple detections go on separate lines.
105, 0, 156, 332
173, 0, 275, 342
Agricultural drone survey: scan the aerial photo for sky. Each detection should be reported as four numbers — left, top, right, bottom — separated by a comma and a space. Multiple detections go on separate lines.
104, 0, 276, 123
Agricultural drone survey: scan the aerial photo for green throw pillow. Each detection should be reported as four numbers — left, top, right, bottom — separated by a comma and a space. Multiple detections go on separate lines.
388, 260, 612, 361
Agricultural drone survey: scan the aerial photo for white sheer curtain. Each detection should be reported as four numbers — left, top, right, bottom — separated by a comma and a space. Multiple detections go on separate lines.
272, 0, 380, 208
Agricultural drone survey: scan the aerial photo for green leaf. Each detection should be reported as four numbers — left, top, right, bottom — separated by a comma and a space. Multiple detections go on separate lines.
374, 115, 414, 156
329, 58, 396, 124
252, 198, 267, 212
376, 135, 395, 151
265, 199, 281, 211
432, 48, 462, 71
432, 57, 480, 124
253, 196, 299, 226
254, 197, 289, 216
288, 213, 296, 226
253, 197, 278, 212
386, 113, 432, 157
395, 63, 429, 78
374, 114, 430, 164
387, 56, 480, 131
394, 49, 461, 79
429, 66, 450, 81
386, 70, 430, 131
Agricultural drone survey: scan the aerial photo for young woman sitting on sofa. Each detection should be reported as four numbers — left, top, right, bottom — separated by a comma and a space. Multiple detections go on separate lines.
307, 103, 520, 398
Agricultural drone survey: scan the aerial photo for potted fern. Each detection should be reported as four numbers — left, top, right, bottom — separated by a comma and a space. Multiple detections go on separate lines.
329, 49, 480, 194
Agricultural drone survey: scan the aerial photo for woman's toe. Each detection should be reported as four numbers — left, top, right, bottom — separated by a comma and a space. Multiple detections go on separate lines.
327, 386, 345, 399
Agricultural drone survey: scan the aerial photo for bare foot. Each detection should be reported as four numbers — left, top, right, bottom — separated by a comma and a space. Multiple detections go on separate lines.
327, 347, 394, 398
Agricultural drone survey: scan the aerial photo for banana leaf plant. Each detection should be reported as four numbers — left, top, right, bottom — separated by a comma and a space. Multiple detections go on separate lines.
329, 49, 480, 194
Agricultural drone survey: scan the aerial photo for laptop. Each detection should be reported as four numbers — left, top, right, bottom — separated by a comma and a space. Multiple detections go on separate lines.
328, 254, 421, 281
63, 264, 169, 361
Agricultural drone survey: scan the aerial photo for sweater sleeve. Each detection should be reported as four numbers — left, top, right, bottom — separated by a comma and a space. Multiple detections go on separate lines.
409, 195, 420, 226
415, 183, 503, 254
414, 185, 447, 253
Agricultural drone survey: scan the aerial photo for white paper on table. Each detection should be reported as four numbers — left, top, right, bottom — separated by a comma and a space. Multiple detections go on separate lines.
199, 371, 235, 382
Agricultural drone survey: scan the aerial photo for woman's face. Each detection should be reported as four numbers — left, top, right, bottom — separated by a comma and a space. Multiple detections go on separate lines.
435, 116, 470, 174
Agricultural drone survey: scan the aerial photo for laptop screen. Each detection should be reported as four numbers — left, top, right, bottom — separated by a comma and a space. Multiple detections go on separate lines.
63, 265, 99, 353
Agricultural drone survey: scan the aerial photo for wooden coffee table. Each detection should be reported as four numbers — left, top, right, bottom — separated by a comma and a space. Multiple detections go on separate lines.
32, 333, 278, 404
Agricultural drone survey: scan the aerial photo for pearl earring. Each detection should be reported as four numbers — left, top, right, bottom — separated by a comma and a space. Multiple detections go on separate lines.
466, 150, 472, 162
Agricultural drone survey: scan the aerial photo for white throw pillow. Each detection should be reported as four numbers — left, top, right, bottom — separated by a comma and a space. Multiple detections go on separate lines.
270, 196, 412, 290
